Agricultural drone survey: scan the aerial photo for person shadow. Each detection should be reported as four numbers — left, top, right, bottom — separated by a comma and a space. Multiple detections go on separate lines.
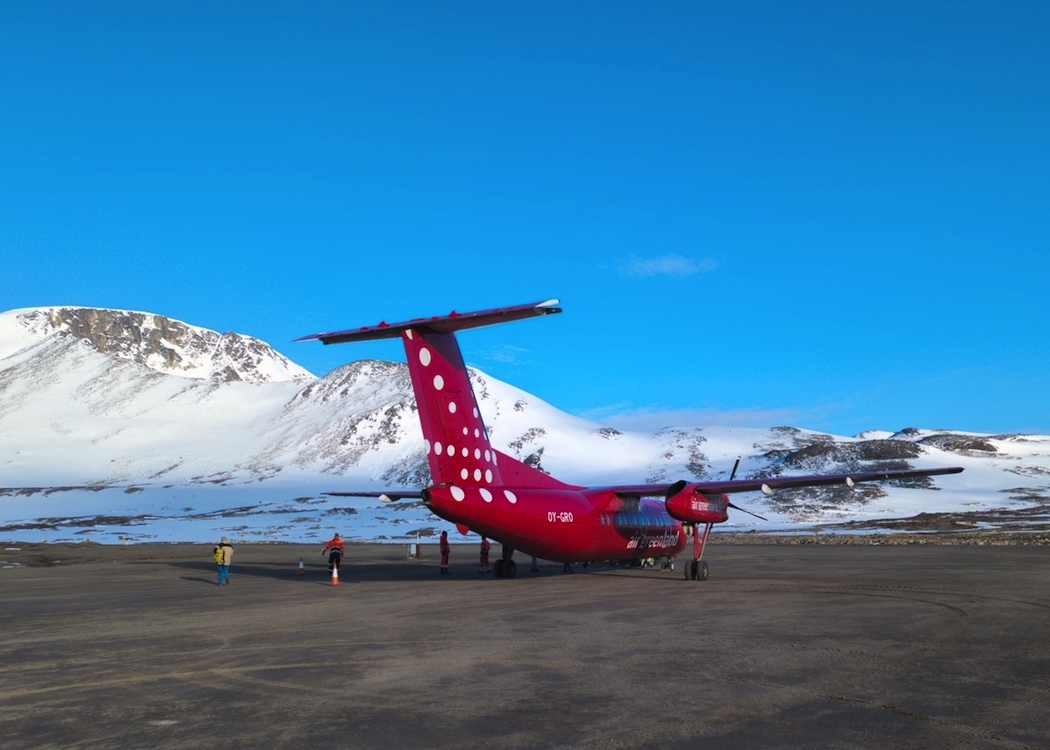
164, 560, 344, 586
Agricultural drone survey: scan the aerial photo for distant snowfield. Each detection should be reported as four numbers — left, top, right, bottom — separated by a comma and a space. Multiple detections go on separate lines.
3, 433, 1047, 545
1, 307, 1048, 544
0, 481, 440, 545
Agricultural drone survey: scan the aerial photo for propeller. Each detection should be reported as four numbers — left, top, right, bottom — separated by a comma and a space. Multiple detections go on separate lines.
727, 501, 768, 521
727, 456, 768, 520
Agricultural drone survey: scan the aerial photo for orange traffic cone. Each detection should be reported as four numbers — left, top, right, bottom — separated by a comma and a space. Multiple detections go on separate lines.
331, 566, 340, 586
297, 557, 305, 575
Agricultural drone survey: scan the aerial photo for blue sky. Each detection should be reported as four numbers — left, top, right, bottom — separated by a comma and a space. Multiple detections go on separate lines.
2, 1, 1047, 436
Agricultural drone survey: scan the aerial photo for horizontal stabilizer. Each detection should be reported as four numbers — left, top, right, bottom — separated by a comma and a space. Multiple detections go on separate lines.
297, 300, 561, 345
325, 490, 423, 502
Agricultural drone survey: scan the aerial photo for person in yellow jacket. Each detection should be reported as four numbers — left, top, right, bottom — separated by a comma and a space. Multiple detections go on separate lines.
213, 537, 234, 585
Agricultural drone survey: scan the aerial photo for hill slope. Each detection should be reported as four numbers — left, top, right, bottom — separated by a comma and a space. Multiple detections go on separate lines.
1, 307, 1047, 543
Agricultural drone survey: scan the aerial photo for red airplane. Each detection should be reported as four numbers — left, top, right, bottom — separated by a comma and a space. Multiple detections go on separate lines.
298, 300, 963, 580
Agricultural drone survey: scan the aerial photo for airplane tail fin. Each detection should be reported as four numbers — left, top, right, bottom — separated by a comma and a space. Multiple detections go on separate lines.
299, 301, 571, 490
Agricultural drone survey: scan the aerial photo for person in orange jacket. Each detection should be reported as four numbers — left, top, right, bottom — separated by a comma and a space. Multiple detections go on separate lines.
478, 537, 491, 573
321, 533, 345, 572
439, 530, 450, 575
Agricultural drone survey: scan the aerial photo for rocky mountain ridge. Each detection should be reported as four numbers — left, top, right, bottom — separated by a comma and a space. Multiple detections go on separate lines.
1, 305, 1048, 543
4, 307, 312, 383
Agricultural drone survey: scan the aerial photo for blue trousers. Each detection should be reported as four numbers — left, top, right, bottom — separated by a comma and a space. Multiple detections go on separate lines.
217, 564, 230, 584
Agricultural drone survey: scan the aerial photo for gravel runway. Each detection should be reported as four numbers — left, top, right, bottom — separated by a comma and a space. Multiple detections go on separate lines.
2, 542, 1048, 749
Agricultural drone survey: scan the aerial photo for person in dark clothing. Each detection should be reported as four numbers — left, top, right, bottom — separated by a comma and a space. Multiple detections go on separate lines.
439, 531, 450, 574
478, 537, 491, 573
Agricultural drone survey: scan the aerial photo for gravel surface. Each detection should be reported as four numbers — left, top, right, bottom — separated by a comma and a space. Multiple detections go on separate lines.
2, 541, 1049, 749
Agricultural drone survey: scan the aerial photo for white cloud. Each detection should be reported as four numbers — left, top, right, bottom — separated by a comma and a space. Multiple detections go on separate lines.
480, 345, 529, 365
615, 254, 719, 278
578, 404, 809, 432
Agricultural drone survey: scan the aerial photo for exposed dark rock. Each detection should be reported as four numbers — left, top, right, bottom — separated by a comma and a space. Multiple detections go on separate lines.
509, 427, 547, 454
17, 308, 310, 383
646, 428, 707, 482
523, 448, 548, 474
918, 433, 997, 454
782, 439, 922, 471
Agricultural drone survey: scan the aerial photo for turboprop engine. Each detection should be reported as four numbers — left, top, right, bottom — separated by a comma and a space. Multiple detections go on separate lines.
664, 481, 730, 524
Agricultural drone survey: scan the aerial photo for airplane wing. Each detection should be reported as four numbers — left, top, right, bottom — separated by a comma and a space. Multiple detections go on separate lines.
325, 466, 964, 502
599, 465, 964, 499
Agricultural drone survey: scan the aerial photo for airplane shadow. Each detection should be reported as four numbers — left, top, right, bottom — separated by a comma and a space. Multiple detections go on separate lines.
146, 559, 570, 585
140, 559, 687, 586
154, 559, 475, 585
155, 560, 342, 585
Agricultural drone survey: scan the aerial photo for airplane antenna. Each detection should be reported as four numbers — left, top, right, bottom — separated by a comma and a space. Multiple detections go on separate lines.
729, 457, 741, 481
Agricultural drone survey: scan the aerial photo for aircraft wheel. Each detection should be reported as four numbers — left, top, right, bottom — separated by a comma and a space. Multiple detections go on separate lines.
684, 561, 693, 580
699, 561, 709, 581
493, 559, 505, 578
504, 559, 517, 579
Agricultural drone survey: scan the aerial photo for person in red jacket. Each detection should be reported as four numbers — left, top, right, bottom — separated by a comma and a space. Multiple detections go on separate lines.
478, 537, 491, 573
321, 533, 345, 572
439, 530, 450, 575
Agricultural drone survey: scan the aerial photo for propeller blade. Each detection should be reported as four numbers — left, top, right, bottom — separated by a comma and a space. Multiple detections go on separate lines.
728, 501, 768, 521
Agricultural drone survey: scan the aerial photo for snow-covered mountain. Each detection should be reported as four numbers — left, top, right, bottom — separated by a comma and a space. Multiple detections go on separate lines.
4, 307, 313, 383
1, 307, 1047, 544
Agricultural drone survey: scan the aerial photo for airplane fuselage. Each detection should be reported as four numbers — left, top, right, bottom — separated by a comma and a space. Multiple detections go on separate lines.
423, 484, 690, 562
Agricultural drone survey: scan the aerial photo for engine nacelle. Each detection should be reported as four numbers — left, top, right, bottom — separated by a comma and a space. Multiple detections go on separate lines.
665, 484, 729, 524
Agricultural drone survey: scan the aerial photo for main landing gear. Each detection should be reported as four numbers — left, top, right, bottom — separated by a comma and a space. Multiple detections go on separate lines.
684, 522, 713, 581
685, 559, 709, 581
493, 544, 517, 578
